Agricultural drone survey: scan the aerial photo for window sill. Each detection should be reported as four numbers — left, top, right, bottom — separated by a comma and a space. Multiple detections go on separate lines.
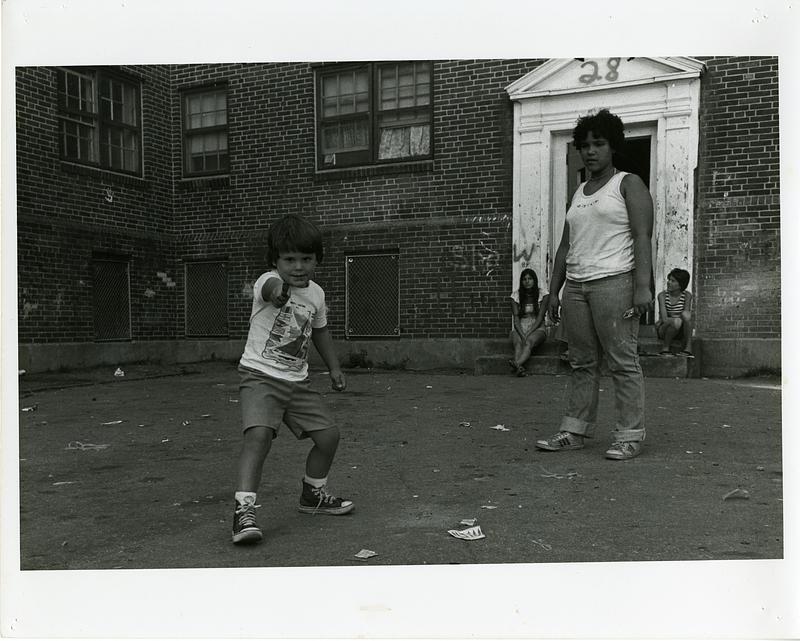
314, 160, 434, 182
60, 162, 147, 187
177, 175, 231, 191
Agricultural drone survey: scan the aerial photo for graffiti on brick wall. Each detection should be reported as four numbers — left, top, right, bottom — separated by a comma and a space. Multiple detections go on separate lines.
20, 289, 39, 319
446, 235, 500, 277
445, 214, 512, 277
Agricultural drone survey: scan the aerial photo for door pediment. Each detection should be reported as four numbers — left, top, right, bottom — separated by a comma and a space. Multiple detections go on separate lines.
505, 57, 704, 100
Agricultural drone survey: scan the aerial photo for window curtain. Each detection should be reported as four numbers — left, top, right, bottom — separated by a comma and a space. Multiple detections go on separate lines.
378, 125, 430, 160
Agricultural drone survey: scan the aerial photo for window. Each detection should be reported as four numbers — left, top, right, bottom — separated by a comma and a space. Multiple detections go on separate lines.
316, 62, 432, 169
92, 257, 131, 340
185, 261, 228, 337
182, 87, 229, 176
57, 67, 142, 175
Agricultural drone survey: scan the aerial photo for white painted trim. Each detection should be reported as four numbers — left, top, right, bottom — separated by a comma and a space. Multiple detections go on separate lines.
507, 57, 704, 296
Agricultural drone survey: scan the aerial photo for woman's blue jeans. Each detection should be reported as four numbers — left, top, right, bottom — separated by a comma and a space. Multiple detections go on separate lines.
560, 271, 645, 442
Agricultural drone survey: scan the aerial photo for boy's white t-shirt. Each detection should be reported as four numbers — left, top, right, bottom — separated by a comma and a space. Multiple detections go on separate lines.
239, 270, 327, 381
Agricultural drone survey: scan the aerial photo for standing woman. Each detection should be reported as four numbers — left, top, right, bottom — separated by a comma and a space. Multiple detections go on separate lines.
508, 268, 548, 376
537, 109, 654, 460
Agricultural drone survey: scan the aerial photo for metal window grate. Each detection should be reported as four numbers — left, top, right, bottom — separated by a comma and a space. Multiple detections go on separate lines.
185, 261, 228, 337
345, 253, 399, 338
92, 259, 131, 341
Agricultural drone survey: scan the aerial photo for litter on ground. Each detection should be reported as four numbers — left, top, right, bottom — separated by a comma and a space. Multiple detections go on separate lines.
448, 525, 485, 541
114, 368, 125, 377
459, 518, 477, 526
22, 405, 38, 412
52, 481, 77, 486
65, 441, 109, 451
489, 424, 510, 431
459, 422, 471, 428
723, 488, 750, 501
102, 420, 123, 425
480, 505, 498, 510
354, 549, 378, 560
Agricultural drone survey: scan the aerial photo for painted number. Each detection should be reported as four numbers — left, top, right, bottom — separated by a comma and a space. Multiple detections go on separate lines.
578, 58, 622, 85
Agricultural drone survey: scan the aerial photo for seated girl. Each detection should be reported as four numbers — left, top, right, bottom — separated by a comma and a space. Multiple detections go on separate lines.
656, 268, 694, 357
508, 268, 549, 376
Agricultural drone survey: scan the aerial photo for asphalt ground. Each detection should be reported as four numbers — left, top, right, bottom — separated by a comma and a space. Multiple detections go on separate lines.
6, 361, 795, 638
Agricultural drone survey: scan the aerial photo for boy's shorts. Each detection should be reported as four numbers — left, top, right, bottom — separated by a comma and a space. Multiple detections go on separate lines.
238, 366, 336, 439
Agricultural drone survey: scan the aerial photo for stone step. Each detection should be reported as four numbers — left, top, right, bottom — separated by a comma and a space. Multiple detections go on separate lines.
475, 351, 696, 378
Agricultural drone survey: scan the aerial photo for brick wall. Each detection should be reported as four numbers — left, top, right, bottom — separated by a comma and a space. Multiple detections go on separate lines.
16, 65, 177, 344
16, 58, 781, 353
169, 60, 544, 341
695, 56, 780, 339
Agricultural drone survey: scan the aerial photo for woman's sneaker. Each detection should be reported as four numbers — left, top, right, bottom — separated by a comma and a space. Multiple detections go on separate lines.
232, 496, 263, 544
298, 480, 354, 515
605, 441, 643, 460
535, 431, 584, 451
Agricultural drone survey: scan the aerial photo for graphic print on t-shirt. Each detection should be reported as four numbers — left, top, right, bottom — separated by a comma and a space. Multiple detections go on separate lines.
261, 299, 315, 370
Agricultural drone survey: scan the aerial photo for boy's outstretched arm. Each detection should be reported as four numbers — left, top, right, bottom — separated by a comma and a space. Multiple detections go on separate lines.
312, 326, 346, 391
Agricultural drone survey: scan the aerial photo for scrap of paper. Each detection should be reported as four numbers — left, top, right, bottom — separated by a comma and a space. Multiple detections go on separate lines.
448, 525, 485, 540
459, 518, 477, 526
354, 549, 378, 559
489, 424, 510, 431
723, 488, 750, 500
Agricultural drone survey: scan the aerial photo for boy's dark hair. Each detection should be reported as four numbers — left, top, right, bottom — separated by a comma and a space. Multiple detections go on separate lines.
572, 108, 626, 155
669, 268, 691, 291
266, 214, 324, 266
517, 268, 540, 317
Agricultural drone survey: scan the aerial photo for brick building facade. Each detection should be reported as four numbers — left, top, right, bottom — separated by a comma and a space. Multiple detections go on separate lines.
16, 58, 780, 376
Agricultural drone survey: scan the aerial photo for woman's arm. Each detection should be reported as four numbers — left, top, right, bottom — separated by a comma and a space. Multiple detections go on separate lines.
532, 293, 549, 331
622, 174, 654, 314
548, 221, 570, 323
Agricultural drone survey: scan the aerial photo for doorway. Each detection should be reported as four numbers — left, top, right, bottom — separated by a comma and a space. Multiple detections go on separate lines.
552, 124, 658, 323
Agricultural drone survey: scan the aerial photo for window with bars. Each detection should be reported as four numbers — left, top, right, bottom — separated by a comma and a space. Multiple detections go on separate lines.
56, 67, 142, 175
345, 253, 400, 338
185, 261, 228, 337
181, 86, 229, 176
92, 258, 131, 341
316, 61, 432, 169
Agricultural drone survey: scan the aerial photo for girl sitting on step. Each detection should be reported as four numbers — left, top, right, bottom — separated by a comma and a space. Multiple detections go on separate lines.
656, 268, 694, 357
508, 268, 549, 376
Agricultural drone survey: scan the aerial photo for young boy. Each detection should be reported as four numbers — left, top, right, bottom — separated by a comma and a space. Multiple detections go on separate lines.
232, 214, 352, 545
656, 267, 694, 357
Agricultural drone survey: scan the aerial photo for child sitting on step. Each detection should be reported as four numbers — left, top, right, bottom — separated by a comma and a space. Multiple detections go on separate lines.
656, 268, 694, 357
508, 268, 549, 376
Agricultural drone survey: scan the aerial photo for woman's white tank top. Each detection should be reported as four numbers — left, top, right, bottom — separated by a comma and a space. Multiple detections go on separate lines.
565, 171, 634, 282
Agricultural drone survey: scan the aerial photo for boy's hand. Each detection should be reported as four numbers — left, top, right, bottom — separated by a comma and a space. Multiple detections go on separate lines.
330, 370, 346, 392
272, 281, 290, 307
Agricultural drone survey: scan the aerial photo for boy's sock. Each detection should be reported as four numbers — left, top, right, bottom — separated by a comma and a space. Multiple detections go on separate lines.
303, 475, 327, 488
235, 491, 257, 505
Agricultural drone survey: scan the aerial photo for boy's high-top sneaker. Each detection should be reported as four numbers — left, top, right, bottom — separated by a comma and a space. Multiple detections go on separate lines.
232, 495, 263, 544
298, 480, 354, 515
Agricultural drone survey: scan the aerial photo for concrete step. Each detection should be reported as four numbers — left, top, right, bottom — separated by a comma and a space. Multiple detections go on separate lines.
475, 351, 697, 378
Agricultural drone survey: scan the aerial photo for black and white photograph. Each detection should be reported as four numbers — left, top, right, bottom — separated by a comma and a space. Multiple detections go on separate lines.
2, 0, 798, 638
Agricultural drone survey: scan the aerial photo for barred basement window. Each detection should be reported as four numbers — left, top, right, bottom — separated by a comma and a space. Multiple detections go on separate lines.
92, 258, 131, 341
316, 61, 432, 169
345, 253, 400, 338
56, 67, 142, 175
185, 261, 228, 337
181, 85, 229, 176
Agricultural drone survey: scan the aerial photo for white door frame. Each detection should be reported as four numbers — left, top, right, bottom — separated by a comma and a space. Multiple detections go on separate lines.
506, 57, 704, 296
